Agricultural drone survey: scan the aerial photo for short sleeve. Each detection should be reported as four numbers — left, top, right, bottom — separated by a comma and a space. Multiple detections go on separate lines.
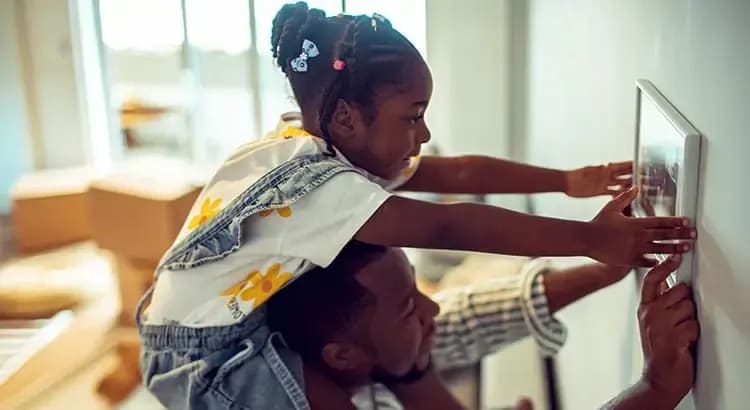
243, 171, 392, 267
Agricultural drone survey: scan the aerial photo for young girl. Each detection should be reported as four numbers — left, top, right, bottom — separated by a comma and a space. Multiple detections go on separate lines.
137, 4, 695, 409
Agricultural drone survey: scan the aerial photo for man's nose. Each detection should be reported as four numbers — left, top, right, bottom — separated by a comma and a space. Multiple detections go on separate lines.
417, 292, 440, 318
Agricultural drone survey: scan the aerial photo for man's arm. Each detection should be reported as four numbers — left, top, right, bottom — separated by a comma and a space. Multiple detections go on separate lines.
429, 259, 631, 369
544, 263, 632, 313
602, 380, 681, 410
430, 259, 567, 369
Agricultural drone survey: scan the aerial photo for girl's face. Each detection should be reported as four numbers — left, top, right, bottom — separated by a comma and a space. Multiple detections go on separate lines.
331, 59, 433, 181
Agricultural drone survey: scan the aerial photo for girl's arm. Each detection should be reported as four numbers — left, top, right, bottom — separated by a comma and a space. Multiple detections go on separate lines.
400, 156, 632, 197
354, 188, 694, 267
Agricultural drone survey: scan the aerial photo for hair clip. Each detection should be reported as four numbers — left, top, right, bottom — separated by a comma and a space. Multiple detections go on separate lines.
290, 39, 320, 73
371, 13, 387, 31
333, 59, 346, 71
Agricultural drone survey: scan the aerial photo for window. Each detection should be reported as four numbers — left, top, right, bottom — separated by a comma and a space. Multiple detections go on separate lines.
100, 0, 184, 53
344, 0, 426, 56
101, 0, 251, 55
93, 0, 426, 168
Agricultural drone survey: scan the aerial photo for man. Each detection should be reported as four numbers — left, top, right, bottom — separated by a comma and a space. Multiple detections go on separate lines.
268, 242, 698, 409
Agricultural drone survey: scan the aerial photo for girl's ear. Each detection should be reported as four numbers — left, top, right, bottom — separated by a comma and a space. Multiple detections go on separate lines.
329, 99, 356, 139
328, 99, 369, 146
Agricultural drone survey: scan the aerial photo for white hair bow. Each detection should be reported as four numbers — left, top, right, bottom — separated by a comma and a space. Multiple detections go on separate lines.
290, 39, 320, 73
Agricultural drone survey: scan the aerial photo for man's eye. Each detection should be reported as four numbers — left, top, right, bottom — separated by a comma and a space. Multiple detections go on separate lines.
404, 298, 416, 317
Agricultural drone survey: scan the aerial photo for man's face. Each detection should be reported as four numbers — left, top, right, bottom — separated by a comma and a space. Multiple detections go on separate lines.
328, 247, 439, 383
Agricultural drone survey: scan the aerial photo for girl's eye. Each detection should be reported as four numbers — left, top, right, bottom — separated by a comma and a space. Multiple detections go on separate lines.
410, 116, 424, 125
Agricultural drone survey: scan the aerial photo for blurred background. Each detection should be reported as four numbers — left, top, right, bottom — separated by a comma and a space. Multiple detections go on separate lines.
1, 1, 748, 409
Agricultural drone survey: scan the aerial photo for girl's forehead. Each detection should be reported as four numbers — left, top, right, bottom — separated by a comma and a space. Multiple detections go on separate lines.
376, 61, 433, 105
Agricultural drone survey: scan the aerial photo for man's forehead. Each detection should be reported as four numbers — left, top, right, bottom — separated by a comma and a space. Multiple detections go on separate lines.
355, 248, 414, 296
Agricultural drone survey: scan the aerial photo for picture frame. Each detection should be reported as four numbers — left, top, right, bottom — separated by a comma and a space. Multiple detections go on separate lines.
632, 79, 701, 286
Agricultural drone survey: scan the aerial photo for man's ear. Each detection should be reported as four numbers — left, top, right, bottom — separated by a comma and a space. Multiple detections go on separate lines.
320, 342, 370, 373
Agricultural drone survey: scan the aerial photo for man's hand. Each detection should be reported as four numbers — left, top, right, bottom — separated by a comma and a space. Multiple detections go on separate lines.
638, 254, 699, 404
602, 255, 699, 409
565, 161, 633, 198
513, 397, 533, 410
587, 187, 695, 267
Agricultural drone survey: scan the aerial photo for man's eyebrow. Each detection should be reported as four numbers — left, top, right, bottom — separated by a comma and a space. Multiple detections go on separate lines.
397, 265, 418, 313
398, 294, 412, 315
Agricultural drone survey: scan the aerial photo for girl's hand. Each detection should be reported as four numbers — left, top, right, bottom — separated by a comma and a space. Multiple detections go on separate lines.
565, 161, 633, 198
587, 187, 695, 267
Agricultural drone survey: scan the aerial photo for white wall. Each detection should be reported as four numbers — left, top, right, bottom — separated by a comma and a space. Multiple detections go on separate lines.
21, 0, 87, 169
0, 0, 33, 213
426, 1, 548, 409
519, 1, 750, 408
426, 0, 511, 158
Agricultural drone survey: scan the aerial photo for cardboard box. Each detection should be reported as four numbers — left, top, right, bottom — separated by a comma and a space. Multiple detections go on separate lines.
89, 173, 201, 263
112, 254, 156, 326
96, 330, 142, 404
11, 168, 94, 253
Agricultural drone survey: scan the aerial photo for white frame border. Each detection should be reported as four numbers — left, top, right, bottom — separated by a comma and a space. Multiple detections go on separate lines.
633, 79, 701, 286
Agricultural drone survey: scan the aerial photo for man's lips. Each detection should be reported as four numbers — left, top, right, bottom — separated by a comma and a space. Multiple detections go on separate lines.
421, 325, 436, 351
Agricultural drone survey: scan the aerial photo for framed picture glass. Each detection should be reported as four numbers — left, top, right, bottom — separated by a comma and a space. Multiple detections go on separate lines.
632, 79, 701, 286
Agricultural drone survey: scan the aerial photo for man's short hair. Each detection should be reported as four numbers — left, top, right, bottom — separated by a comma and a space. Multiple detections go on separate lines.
267, 241, 385, 362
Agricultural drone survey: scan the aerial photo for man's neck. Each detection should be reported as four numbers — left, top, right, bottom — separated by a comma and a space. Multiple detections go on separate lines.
303, 364, 370, 409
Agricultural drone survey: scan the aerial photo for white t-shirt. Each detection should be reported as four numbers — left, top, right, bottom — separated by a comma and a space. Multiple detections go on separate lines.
145, 118, 420, 326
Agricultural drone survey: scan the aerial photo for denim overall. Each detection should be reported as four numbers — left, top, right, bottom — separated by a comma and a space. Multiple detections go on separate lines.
136, 153, 359, 409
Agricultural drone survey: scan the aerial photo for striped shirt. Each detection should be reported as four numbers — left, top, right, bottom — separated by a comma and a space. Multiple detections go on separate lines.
352, 258, 567, 409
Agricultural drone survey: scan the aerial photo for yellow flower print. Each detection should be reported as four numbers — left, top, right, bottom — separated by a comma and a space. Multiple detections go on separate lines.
221, 263, 292, 308
259, 206, 292, 218
240, 263, 292, 305
188, 197, 222, 230
280, 126, 312, 140
221, 271, 258, 298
